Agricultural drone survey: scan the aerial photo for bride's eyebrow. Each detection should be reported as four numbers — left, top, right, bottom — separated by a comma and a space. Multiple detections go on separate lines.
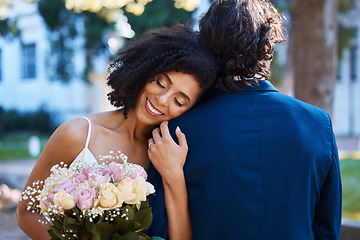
161, 73, 173, 84
161, 73, 191, 104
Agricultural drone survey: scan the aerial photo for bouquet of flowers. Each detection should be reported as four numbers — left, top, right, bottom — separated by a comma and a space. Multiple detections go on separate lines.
21, 151, 163, 240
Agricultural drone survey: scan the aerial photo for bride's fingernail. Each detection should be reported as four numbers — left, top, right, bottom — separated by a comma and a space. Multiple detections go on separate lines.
176, 126, 181, 132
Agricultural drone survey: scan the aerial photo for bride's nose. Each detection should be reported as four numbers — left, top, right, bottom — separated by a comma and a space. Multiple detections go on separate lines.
156, 91, 171, 106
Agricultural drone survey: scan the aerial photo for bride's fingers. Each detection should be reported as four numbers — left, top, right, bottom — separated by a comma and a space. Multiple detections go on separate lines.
152, 127, 161, 143
175, 126, 188, 149
148, 138, 155, 149
159, 121, 170, 139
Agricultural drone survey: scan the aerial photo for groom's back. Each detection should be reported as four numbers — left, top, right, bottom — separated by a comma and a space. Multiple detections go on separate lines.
170, 81, 341, 240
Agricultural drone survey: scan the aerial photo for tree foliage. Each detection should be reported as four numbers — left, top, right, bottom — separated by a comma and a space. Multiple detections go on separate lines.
35, 0, 193, 82
124, 0, 193, 37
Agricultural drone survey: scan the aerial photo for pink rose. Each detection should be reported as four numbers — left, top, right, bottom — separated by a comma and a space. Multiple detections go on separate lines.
93, 175, 111, 188
129, 164, 148, 180
80, 166, 111, 187
108, 162, 126, 183
75, 186, 96, 211
75, 172, 87, 183
99, 166, 111, 176
108, 162, 148, 182
82, 166, 101, 180
54, 178, 80, 194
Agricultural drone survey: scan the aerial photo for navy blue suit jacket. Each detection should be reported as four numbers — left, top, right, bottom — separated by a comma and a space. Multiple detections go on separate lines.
146, 80, 342, 240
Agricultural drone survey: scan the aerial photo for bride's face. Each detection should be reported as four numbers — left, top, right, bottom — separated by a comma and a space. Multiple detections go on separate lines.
134, 71, 200, 126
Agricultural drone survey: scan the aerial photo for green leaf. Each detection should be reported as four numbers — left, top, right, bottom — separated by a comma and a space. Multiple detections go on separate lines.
112, 215, 132, 232
84, 219, 95, 232
90, 233, 101, 240
63, 215, 80, 226
133, 221, 142, 231
77, 230, 92, 240
124, 205, 135, 220
133, 208, 152, 232
51, 219, 65, 231
93, 221, 119, 239
140, 200, 149, 209
47, 227, 61, 240
63, 224, 82, 232
111, 232, 140, 240
48, 226, 65, 239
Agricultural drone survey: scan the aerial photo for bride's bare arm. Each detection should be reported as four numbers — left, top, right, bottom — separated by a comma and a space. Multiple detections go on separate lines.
148, 121, 192, 240
16, 118, 88, 240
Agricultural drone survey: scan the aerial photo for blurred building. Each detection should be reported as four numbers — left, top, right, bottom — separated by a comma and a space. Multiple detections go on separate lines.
0, 0, 111, 125
335, 3, 360, 136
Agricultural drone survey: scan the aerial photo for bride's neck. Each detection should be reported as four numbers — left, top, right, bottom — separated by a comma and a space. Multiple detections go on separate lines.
117, 111, 155, 143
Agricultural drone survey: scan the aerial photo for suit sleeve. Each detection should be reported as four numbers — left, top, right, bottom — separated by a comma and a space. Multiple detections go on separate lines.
313, 118, 342, 240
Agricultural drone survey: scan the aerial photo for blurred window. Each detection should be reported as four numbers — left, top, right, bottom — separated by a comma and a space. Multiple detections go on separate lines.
22, 43, 36, 79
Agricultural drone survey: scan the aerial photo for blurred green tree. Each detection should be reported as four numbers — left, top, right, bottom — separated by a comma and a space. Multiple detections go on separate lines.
124, 0, 192, 37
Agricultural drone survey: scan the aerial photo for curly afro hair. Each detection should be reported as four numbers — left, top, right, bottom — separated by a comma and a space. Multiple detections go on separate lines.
199, 0, 287, 91
107, 24, 217, 118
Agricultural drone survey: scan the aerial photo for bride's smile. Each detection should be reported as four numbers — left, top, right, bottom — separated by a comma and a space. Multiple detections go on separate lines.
145, 98, 163, 116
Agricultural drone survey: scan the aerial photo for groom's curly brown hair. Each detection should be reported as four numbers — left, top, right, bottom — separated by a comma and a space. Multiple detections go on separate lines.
107, 24, 217, 118
199, 0, 287, 91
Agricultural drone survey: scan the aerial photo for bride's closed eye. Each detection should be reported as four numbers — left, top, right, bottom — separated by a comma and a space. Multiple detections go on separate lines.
156, 78, 166, 89
174, 97, 184, 107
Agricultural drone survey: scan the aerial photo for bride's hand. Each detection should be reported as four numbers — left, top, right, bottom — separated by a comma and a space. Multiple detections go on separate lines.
147, 121, 187, 184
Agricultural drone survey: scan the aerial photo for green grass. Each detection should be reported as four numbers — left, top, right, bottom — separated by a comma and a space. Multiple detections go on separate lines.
340, 158, 360, 221
0, 134, 49, 161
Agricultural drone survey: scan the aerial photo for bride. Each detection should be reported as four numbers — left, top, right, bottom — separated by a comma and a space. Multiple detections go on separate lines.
16, 25, 217, 240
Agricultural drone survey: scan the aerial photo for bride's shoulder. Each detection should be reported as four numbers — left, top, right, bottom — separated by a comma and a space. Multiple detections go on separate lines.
36, 118, 90, 166
56, 117, 89, 141
46, 118, 90, 152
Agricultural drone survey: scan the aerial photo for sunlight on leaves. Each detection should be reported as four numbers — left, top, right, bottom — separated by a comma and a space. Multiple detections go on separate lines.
62, 0, 200, 15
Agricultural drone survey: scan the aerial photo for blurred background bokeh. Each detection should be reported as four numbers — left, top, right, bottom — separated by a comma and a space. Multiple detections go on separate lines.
0, 0, 359, 239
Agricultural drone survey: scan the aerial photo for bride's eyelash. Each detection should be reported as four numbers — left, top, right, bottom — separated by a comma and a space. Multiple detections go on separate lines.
174, 97, 183, 107
156, 78, 166, 89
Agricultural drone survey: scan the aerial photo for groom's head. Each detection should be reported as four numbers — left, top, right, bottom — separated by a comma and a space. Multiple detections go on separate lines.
199, 0, 286, 91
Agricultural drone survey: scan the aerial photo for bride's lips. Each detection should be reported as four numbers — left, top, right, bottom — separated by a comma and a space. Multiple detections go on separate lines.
145, 98, 163, 116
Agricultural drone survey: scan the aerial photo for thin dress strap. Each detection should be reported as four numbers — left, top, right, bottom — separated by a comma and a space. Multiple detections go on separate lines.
82, 117, 92, 148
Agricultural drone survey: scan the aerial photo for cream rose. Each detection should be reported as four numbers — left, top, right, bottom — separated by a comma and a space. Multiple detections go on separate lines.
53, 189, 76, 210
117, 178, 137, 204
133, 177, 155, 202
98, 183, 124, 210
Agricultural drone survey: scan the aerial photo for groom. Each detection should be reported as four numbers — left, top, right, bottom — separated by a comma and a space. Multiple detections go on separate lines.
148, 0, 342, 239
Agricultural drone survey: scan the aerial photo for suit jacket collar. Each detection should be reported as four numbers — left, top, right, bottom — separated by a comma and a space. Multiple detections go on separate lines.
212, 80, 278, 98
240, 80, 278, 92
